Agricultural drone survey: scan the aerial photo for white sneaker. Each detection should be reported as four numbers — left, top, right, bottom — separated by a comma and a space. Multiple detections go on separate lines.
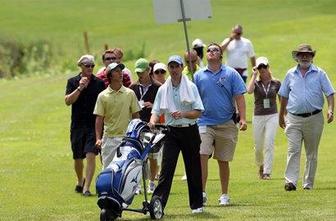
181, 174, 187, 181
218, 194, 230, 206
135, 184, 142, 195
191, 207, 203, 214
147, 181, 155, 194
202, 192, 207, 206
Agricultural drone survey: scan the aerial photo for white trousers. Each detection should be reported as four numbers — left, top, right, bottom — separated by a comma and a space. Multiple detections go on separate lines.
101, 136, 122, 170
284, 112, 324, 188
252, 113, 278, 174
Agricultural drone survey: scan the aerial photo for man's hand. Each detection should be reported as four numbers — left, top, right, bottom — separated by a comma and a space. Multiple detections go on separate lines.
327, 110, 334, 123
95, 139, 102, 149
279, 115, 286, 129
239, 119, 247, 131
79, 76, 89, 90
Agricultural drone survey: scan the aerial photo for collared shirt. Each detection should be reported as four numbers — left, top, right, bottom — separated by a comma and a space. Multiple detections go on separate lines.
129, 81, 161, 122
151, 81, 204, 126
93, 86, 140, 137
194, 64, 246, 125
278, 64, 335, 114
182, 65, 200, 81
65, 73, 105, 129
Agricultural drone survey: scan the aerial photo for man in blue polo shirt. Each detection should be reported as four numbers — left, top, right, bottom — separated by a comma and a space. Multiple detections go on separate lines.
279, 44, 334, 191
194, 43, 247, 206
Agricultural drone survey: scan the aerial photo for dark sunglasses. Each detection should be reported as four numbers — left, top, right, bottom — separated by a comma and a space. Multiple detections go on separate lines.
104, 57, 116, 61
207, 48, 220, 53
154, 70, 166, 75
83, 64, 95, 68
257, 64, 268, 70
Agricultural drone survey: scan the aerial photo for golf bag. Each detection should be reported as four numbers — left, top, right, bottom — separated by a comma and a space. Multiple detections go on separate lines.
96, 119, 165, 220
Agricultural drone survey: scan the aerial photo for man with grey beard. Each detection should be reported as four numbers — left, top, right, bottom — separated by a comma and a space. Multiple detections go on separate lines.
278, 44, 334, 191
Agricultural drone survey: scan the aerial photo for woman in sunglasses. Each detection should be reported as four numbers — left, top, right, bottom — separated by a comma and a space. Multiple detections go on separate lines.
247, 57, 281, 180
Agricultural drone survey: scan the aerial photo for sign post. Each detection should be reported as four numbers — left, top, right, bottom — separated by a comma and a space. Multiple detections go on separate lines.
153, 0, 212, 68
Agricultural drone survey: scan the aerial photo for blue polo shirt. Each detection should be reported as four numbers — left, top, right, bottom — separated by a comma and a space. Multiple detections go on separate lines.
194, 64, 246, 125
278, 64, 335, 114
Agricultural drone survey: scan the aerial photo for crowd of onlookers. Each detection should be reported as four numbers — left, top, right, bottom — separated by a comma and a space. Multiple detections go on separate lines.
64, 24, 334, 214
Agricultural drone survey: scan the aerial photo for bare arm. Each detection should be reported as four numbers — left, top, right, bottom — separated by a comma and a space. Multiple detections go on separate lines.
234, 94, 247, 131
95, 115, 104, 148
279, 96, 288, 129
132, 112, 140, 119
326, 94, 334, 123
148, 113, 160, 129
247, 70, 258, 94
65, 88, 81, 105
65, 76, 89, 105
220, 37, 233, 51
250, 56, 256, 67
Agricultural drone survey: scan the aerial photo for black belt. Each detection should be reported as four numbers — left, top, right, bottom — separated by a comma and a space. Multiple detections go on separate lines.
290, 109, 321, 118
169, 123, 196, 128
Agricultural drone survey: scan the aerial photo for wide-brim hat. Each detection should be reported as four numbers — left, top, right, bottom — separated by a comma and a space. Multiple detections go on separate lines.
292, 44, 316, 59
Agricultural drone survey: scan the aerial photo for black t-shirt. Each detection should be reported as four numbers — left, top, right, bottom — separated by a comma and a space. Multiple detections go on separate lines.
65, 74, 105, 130
129, 82, 160, 122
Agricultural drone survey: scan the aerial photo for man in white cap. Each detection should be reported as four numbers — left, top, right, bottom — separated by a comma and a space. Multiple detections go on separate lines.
221, 24, 256, 83
279, 43, 334, 191
149, 55, 204, 215
94, 62, 140, 170
65, 54, 105, 196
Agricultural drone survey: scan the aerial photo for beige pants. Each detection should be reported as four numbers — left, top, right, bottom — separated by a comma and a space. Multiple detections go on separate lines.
284, 112, 324, 188
101, 136, 122, 170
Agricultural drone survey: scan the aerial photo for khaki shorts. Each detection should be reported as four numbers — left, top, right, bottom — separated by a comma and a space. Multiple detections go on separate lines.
199, 121, 238, 161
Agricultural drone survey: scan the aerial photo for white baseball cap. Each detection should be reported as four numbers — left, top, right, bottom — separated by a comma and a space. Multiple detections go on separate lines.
153, 63, 167, 72
192, 38, 206, 48
256, 57, 269, 67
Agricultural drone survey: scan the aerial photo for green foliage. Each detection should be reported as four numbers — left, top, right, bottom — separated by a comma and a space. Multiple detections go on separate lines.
0, 0, 336, 220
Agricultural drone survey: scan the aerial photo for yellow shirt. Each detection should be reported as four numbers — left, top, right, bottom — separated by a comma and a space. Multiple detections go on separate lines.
182, 65, 200, 81
94, 86, 140, 137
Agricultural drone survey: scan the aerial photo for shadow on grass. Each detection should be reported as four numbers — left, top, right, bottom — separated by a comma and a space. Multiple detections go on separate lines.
121, 212, 220, 221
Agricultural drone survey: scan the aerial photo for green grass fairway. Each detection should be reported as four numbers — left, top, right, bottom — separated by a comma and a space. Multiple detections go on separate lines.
0, 0, 336, 220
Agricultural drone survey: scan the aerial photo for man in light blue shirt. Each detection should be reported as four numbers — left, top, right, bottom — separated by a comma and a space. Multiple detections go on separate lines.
194, 43, 247, 206
149, 55, 204, 215
279, 44, 334, 191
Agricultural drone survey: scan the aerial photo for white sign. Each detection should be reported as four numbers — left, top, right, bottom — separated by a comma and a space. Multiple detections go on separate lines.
153, 0, 212, 24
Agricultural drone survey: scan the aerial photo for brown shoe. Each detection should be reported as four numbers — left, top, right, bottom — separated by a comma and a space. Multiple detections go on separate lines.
259, 165, 264, 179
284, 182, 296, 191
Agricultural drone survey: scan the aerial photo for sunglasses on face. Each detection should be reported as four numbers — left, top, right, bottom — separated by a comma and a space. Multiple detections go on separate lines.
154, 70, 166, 75
104, 57, 117, 61
257, 64, 268, 70
83, 64, 95, 68
207, 48, 220, 53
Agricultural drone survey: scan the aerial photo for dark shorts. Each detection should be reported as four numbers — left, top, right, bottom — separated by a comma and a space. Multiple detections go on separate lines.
70, 128, 98, 159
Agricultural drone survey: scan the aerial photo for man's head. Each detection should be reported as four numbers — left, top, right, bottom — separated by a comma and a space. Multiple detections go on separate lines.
106, 63, 125, 84
292, 43, 315, 69
134, 58, 151, 84
231, 24, 243, 40
184, 50, 198, 73
206, 43, 223, 63
167, 55, 183, 80
77, 54, 95, 76
102, 48, 124, 66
